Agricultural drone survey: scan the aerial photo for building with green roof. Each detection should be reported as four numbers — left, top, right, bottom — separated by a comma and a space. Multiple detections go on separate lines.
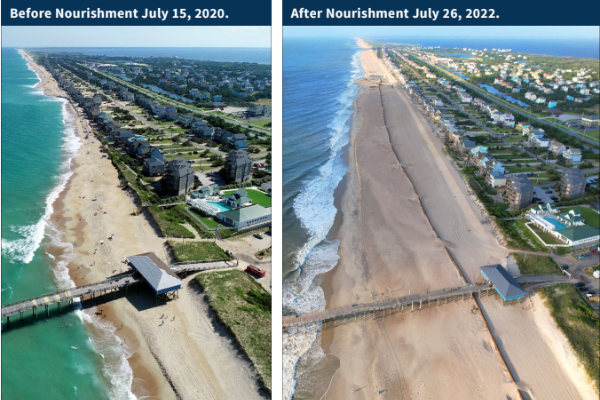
216, 205, 271, 229
554, 225, 600, 246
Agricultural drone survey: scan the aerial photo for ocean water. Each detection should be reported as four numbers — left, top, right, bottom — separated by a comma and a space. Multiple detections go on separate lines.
1, 48, 134, 400
25, 47, 272, 64
282, 36, 362, 399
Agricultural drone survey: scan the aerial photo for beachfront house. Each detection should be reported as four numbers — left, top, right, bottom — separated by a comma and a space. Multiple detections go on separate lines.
486, 171, 507, 188
143, 157, 165, 176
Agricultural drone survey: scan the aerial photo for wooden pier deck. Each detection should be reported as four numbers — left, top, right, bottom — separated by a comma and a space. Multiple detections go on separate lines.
283, 283, 497, 330
1, 274, 139, 321
2, 261, 235, 326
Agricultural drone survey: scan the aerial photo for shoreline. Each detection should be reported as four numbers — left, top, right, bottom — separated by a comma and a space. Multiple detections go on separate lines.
19, 49, 267, 400
19, 48, 169, 399
312, 41, 595, 400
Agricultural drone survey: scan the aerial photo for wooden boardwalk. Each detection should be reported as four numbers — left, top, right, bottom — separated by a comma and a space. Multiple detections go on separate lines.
170, 260, 233, 276
283, 284, 497, 330
1, 274, 139, 322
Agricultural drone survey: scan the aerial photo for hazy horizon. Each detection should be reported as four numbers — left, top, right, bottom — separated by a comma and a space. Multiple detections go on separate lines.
1, 26, 271, 48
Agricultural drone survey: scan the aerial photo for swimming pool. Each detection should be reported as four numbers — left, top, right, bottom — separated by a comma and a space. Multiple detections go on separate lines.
544, 218, 567, 230
207, 201, 233, 212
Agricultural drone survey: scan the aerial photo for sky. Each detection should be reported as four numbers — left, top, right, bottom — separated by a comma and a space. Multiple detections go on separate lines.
284, 26, 600, 40
1, 26, 271, 47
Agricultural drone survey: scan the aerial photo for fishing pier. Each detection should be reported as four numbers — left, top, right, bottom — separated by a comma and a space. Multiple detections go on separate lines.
2, 253, 233, 329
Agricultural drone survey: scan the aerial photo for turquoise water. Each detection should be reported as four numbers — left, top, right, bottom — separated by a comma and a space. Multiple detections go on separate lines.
208, 201, 234, 212
544, 218, 567, 230
1, 48, 132, 399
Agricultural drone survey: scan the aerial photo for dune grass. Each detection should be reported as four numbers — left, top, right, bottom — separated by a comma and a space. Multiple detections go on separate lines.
536, 284, 599, 394
513, 253, 561, 275
195, 270, 271, 391
168, 241, 228, 263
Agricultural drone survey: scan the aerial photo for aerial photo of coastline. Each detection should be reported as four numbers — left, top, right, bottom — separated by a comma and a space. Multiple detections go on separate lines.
1, 26, 272, 399
283, 27, 599, 400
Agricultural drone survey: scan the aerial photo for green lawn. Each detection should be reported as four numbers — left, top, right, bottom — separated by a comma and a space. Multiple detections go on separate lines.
195, 271, 271, 391
560, 207, 600, 228
249, 119, 272, 129
536, 284, 599, 391
505, 136, 525, 142
529, 224, 563, 245
223, 188, 271, 207
168, 240, 228, 263
513, 253, 561, 275
187, 208, 227, 229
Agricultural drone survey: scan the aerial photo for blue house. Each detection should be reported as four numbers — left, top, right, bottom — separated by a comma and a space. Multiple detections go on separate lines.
213, 95, 222, 102
480, 265, 526, 303
548, 101, 558, 109
228, 133, 248, 149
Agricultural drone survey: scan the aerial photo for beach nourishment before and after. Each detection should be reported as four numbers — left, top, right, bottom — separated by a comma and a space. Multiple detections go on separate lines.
1, 18, 599, 400
282, 35, 599, 400
2, 44, 272, 400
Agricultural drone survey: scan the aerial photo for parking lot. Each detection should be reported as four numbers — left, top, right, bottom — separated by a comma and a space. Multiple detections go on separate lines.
533, 185, 559, 204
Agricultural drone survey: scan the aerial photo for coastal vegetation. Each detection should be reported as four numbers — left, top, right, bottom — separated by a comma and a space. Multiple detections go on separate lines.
512, 253, 561, 275
168, 241, 229, 263
536, 284, 600, 393
195, 270, 271, 391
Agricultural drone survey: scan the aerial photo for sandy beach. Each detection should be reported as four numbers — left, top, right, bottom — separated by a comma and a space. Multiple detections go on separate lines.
313, 41, 595, 400
20, 50, 267, 400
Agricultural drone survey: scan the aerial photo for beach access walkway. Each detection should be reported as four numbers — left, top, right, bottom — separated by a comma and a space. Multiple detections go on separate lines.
2, 260, 233, 327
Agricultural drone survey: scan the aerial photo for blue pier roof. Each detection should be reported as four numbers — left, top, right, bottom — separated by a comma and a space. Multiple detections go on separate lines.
480, 265, 526, 301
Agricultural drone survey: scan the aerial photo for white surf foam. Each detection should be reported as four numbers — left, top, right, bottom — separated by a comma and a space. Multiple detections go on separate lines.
284, 49, 363, 400
5, 57, 138, 399
1, 101, 78, 265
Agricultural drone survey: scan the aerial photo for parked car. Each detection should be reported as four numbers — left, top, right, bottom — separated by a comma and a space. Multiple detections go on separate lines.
550, 196, 559, 201
574, 282, 586, 287
562, 265, 569, 270
254, 233, 264, 239
245, 265, 266, 278
545, 190, 553, 194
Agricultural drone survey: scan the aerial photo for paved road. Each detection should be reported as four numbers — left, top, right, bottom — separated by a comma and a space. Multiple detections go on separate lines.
414, 55, 599, 152
85, 65, 272, 136
404, 63, 587, 177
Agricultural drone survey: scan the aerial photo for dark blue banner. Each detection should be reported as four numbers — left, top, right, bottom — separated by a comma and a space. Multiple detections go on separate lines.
283, 0, 600, 25
2, 0, 271, 26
